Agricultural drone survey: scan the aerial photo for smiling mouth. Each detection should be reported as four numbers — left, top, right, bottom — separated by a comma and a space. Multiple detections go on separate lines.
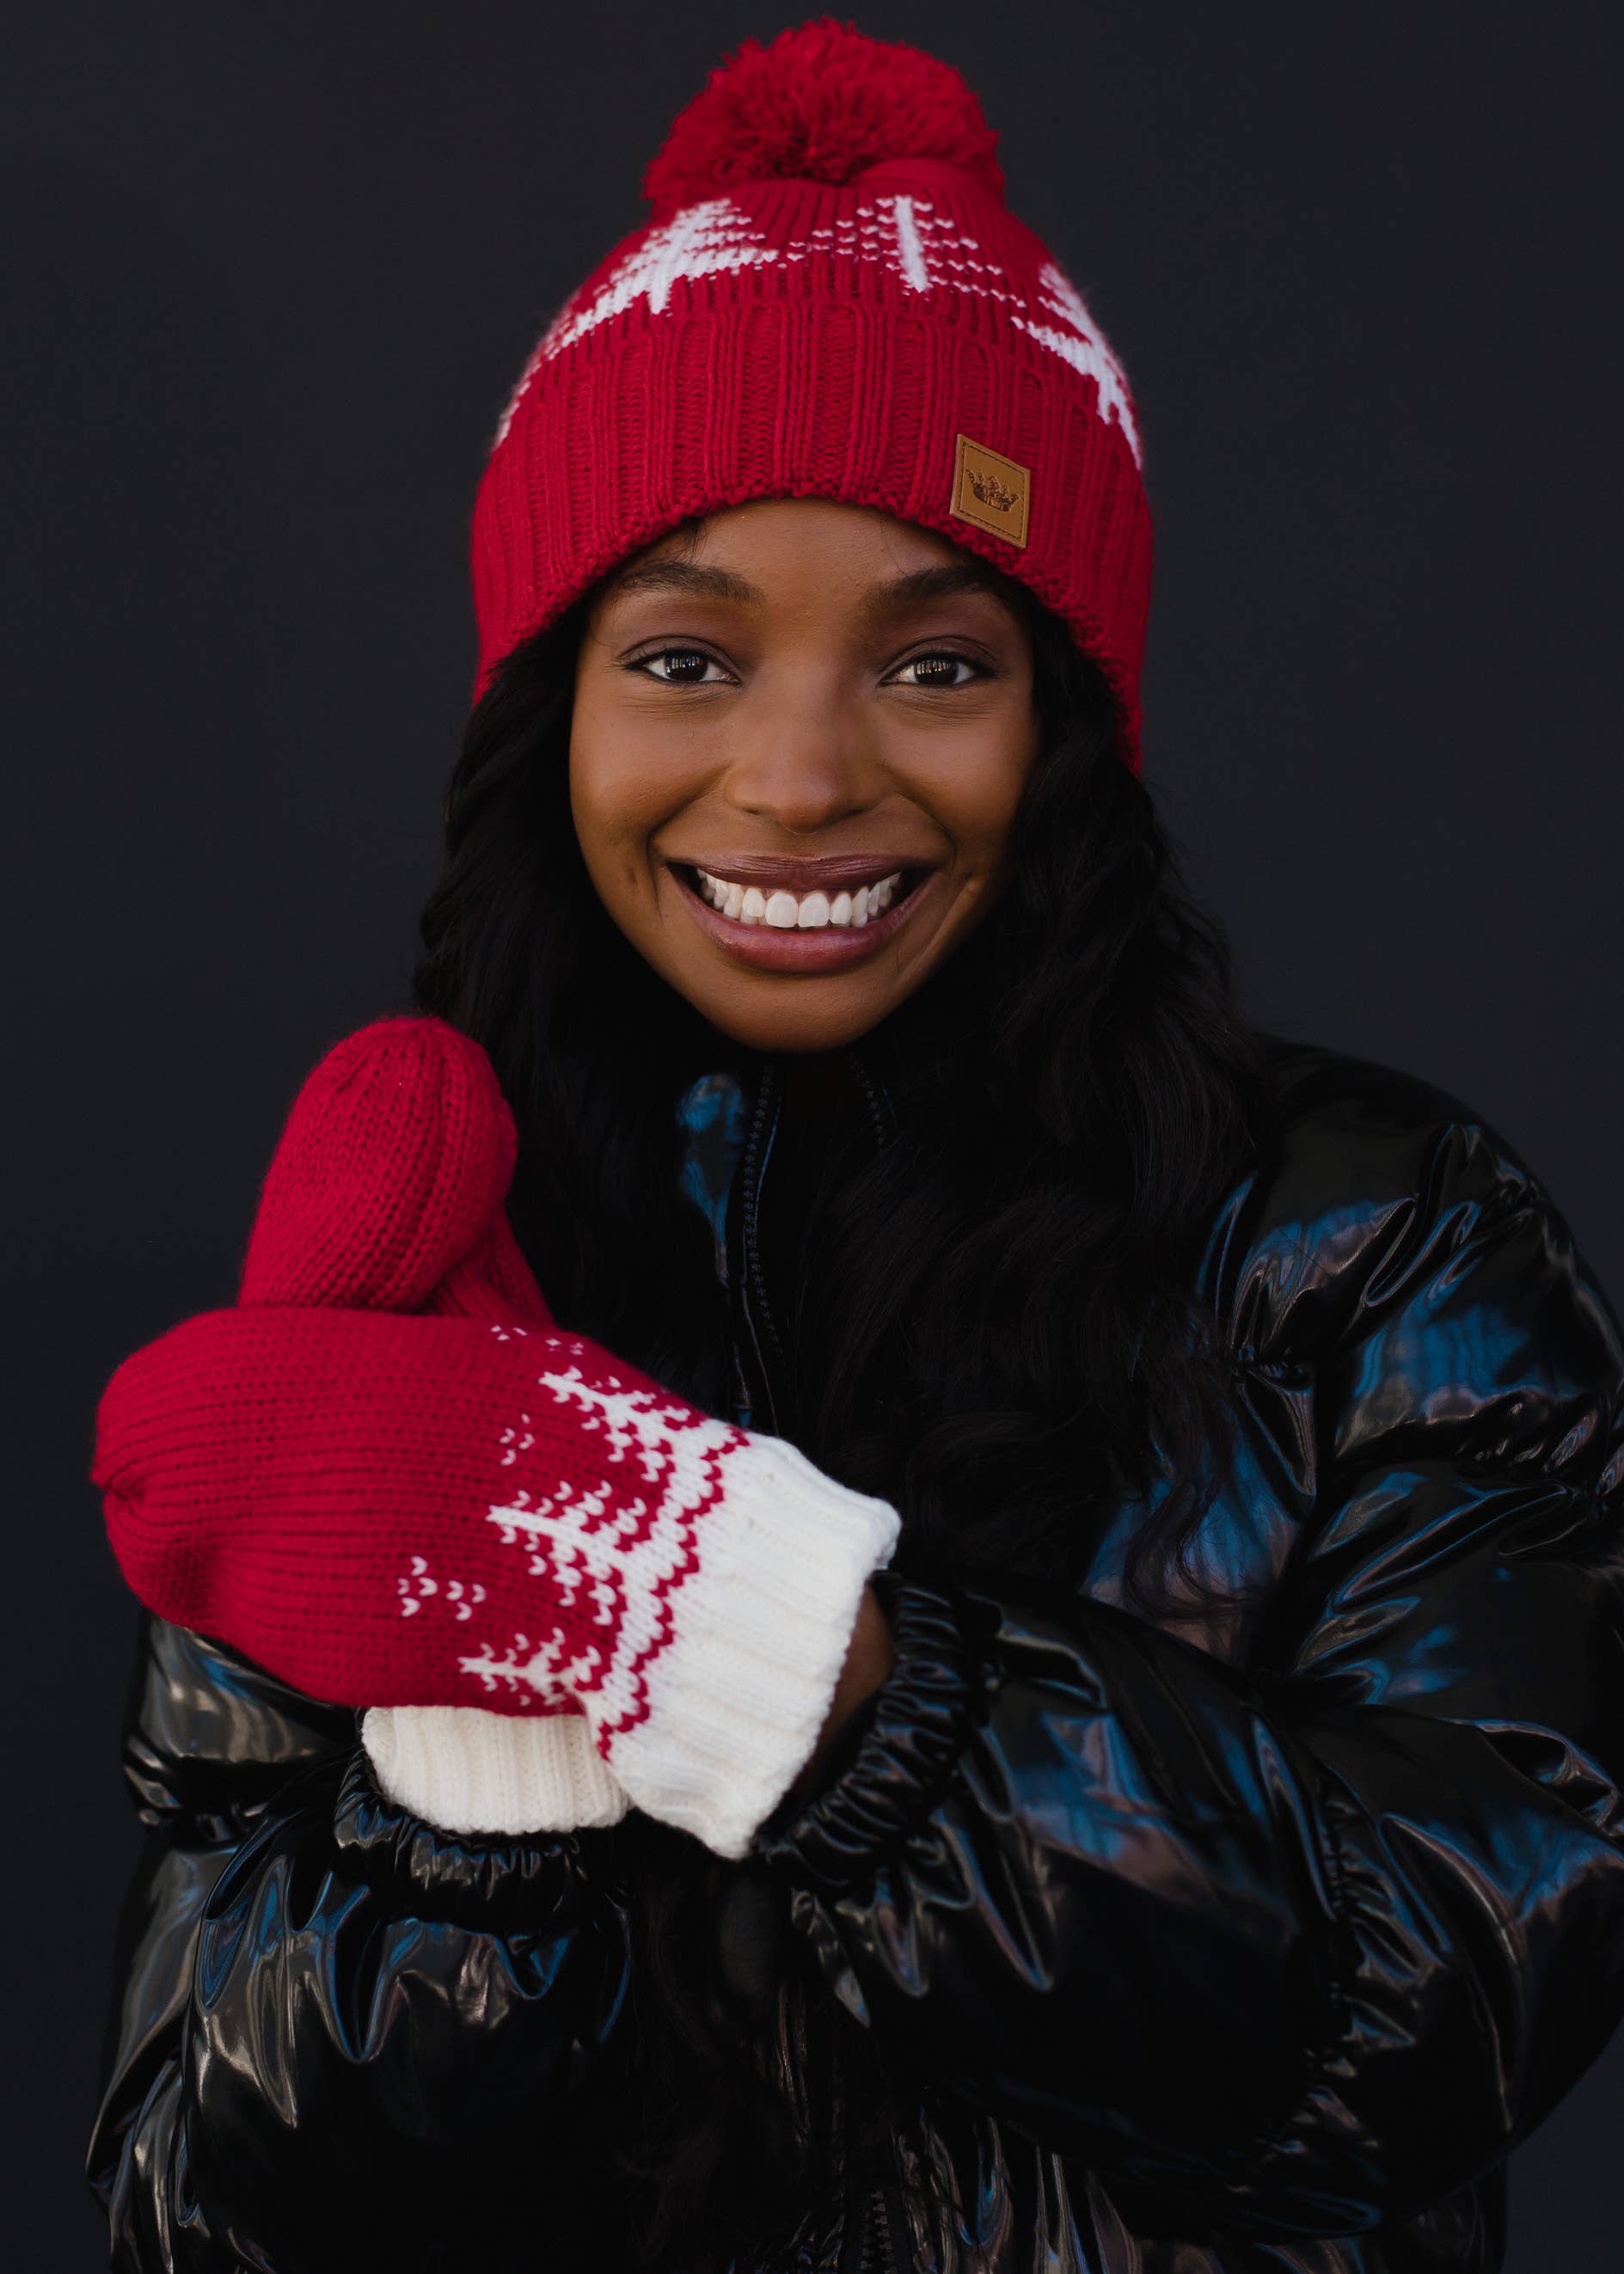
678, 862, 927, 931
665, 857, 940, 970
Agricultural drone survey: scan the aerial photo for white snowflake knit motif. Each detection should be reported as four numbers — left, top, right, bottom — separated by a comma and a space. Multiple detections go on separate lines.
493, 200, 781, 445
1010, 262, 1142, 466
493, 196, 1138, 459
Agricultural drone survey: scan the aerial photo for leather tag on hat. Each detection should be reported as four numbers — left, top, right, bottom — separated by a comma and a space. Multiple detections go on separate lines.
951, 434, 1030, 547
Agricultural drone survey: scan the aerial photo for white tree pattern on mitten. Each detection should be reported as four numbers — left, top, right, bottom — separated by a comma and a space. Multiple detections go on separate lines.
394, 1328, 747, 1738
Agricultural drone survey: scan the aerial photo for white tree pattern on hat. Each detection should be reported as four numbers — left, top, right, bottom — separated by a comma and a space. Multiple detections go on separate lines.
493, 194, 1138, 464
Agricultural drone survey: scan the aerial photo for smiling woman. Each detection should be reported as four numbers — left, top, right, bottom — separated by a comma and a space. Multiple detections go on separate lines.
571, 504, 1040, 1033
87, 20, 1624, 2274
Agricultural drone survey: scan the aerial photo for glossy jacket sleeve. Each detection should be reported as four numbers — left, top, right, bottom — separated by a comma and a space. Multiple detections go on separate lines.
86, 1614, 633, 2272
755, 1108, 1624, 2236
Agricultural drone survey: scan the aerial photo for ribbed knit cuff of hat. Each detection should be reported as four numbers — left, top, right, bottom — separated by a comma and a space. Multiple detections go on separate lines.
362, 1431, 900, 1857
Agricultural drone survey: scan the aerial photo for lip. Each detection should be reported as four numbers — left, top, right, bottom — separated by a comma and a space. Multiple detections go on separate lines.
674, 851, 928, 892
665, 859, 941, 973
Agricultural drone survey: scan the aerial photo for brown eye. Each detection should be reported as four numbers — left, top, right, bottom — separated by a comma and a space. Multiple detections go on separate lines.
635, 649, 726, 684
895, 653, 978, 689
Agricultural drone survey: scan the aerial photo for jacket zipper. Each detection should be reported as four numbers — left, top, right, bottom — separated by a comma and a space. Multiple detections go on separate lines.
733, 1055, 902, 2274
843, 1046, 896, 1156
735, 1059, 785, 1434
733, 1053, 897, 1439
856, 2183, 898, 2274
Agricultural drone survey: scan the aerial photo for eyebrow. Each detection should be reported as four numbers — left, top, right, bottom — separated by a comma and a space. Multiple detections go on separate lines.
605, 556, 1010, 617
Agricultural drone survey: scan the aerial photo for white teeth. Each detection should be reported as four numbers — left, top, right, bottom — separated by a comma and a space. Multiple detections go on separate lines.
692, 868, 904, 929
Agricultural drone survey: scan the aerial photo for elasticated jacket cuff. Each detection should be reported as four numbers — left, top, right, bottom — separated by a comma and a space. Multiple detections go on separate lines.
752, 1572, 985, 1885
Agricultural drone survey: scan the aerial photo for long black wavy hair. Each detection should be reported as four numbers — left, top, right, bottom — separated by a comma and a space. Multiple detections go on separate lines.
413, 559, 1272, 2269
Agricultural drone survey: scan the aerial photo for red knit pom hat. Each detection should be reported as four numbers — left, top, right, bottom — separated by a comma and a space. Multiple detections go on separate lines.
470, 19, 1153, 769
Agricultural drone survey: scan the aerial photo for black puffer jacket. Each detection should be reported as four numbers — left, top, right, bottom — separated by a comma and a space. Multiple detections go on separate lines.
87, 1039, 1624, 2271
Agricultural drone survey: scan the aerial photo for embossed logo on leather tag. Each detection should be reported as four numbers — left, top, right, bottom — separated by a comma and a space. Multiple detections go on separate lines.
950, 434, 1030, 547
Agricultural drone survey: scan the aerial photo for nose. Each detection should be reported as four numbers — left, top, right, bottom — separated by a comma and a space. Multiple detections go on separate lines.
720, 679, 881, 835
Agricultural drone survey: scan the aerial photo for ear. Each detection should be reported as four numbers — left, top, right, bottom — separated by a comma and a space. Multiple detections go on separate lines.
238, 1018, 519, 1314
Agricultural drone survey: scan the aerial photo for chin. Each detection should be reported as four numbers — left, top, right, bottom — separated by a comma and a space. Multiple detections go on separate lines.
696, 993, 897, 1055
709, 1005, 886, 1055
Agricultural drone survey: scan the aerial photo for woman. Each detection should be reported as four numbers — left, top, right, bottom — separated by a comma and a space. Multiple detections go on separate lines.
88, 22, 1624, 2274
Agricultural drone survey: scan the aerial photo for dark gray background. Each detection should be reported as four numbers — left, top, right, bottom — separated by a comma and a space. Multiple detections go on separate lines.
6, 1, 1621, 2262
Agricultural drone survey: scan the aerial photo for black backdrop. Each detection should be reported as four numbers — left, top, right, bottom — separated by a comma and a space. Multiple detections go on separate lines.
7, 2, 1621, 2262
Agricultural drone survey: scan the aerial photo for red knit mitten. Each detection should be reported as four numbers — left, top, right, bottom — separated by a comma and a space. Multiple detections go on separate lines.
238, 1015, 629, 1836
95, 1020, 899, 1857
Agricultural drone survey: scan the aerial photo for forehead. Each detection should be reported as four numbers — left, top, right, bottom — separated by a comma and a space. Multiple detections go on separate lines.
600, 500, 1020, 620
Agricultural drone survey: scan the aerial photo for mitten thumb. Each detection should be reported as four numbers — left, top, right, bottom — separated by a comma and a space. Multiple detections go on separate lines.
430, 1208, 555, 1328
239, 1017, 518, 1312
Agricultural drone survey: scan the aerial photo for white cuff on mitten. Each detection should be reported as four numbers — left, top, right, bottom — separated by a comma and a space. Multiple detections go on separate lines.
594, 1432, 900, 1858
361, 1703, 628, 1836
361, 1433, 898, 1856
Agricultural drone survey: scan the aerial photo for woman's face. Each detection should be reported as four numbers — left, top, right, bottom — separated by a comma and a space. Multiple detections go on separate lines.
568, 499, 1041, 1052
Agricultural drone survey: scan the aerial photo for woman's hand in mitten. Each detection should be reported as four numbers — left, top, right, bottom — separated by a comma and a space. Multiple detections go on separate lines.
233, 1013, 633, 1836
95, 1019, 900, 1857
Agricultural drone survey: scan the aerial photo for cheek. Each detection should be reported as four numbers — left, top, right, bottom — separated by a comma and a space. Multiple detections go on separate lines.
913, 715, 1039, 880
567, 723, 678, 907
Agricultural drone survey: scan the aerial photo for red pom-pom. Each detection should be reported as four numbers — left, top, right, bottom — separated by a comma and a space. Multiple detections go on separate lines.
644, 19, 1004, 218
